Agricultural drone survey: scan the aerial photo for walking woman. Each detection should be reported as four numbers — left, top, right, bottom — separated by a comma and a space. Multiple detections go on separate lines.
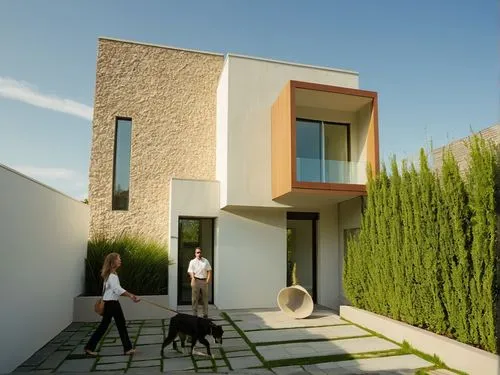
84, 252, 140, 356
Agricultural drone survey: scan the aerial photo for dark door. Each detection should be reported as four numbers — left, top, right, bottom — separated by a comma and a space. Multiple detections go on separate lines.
177, 218, 214, 305
286, 212, 318, 303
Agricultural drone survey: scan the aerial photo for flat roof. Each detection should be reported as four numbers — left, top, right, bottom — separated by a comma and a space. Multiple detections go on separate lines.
98, 37, 358, 75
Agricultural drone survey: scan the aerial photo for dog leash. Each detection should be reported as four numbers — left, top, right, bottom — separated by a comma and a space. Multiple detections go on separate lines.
140, 297, 179, 314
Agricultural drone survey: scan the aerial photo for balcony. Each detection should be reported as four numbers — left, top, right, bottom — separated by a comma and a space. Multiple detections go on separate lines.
271, 80, 379, 202
297, 158, 367, 185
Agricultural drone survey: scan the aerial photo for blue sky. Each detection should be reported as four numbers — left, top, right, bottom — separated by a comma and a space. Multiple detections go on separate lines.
0, 0, 497, 199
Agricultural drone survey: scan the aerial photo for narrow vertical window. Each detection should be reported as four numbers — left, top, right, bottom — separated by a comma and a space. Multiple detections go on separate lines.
112, 118, 132, 210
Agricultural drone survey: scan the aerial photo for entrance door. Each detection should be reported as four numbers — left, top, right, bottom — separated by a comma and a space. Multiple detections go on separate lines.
178, 217, 214, 305
286, 212, 318, 302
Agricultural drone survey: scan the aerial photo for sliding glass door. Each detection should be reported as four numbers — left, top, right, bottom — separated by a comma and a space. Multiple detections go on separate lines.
296, 119, 350, 183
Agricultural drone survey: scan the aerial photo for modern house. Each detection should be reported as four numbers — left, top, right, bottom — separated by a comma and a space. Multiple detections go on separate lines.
88, 38, 380, 311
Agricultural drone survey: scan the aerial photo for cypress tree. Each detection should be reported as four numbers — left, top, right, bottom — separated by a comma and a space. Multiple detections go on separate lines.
399, 161, 417, 325
439, 148, 471, 342
466, 135, 497, 352
388, 157, 403, 320
418, 150, 446, 333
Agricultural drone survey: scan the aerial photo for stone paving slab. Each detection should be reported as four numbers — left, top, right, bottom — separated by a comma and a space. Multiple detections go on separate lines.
224, 350, 254, 358
136, 334, 165, 345
13, 309, 459, 374
226, 355, 263, 370
56, 358, 96, 372
141, 327, 164, 335
162, 357, 195, 371
246, 325, 369, 344
38, 350, 71, 369
312, 354, 432, 373
95, 362, 128, 371
227, 310, 347, 331
132, 344, 163, 360
257, 336, 399, 361
129, 359, 162, 367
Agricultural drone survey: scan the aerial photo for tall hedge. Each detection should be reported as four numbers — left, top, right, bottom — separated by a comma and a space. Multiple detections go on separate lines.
343, 135, 499, 353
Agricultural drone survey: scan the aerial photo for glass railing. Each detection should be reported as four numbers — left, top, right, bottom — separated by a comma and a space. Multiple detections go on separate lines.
296, 158, 367, 184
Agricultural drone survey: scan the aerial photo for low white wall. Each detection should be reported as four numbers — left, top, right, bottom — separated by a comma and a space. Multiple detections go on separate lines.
0, 164, 89, 374
73, 295, 171, 322
340, 305, 500, 375
168, 178, 220, 309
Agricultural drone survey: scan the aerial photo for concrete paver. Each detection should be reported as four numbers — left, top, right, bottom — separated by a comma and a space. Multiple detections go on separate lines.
130, 359, 162, 368
246, 325, 368, 343
13, 307, 459, 374
162, 357, 195, 371
55, 358, 96, 372
257, 336, 399, 361
226, 355, 263, 370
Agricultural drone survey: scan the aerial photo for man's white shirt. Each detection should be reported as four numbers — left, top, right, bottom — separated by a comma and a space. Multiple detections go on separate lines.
187, 257, 212, 278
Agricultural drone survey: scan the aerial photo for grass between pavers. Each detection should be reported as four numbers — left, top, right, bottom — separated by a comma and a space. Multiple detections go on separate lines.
341, 317, 468, 375
253, 334, 373, 346
223, 310, 467, 374
266, 349, 404, 368
244, 323, 352, 332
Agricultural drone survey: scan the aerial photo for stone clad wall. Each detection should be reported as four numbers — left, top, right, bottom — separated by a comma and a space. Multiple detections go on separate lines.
432, 124, 500, 172
89, 38, 224, 242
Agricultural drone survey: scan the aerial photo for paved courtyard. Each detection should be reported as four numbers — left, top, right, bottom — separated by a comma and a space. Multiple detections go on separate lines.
13, 307, 459, 374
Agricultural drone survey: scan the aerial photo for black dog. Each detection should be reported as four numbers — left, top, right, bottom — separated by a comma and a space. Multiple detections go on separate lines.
161, 313, 224, 357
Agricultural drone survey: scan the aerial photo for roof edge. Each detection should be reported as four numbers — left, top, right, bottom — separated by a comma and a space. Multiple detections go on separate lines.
98, 37, 225, 57
226, 53, 359, 76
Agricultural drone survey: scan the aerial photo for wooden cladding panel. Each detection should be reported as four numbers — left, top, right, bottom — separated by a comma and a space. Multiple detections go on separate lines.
367, 95, 380, 174
271, 82, 292, 199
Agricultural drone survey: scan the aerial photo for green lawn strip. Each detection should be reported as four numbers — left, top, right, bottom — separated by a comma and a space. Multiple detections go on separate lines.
266, 348, 404, 368
244, 323, 352, 332
221, 312, 268, 370
341, 317, 467, 374
254, 334, 373, 346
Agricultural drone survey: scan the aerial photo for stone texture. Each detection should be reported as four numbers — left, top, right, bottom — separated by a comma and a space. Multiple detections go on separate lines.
130, 359, 162, 367
246, 325, 368, 343
38, 350, 71, 369
89, 38, 224, 241
227, 355, 263, 370
56, 358, 96, 372
95, 362, 128, 371
162, 356, 195, 371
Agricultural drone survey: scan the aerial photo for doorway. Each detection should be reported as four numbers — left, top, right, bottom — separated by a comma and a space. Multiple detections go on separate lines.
286, 212, 318, 302
177, 217, 214, 305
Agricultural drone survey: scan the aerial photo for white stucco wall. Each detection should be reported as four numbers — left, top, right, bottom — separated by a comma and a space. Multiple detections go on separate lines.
216, 60, 229, 208
216, 208, 286, 309
316, 206, 340, 309
0, 164, 89, 374
338, 197, 363, 304
168, 178, 220, 309
217, 55, 359, 208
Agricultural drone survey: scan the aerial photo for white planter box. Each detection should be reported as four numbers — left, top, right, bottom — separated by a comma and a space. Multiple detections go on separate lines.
73, 295, 170, 322
340, 305, 500, 375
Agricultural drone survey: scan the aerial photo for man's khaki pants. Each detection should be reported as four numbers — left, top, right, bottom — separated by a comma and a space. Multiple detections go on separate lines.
192, 279, 208, 318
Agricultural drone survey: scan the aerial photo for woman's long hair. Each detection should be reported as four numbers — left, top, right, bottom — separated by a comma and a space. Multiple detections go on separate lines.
101, 252, 120, 281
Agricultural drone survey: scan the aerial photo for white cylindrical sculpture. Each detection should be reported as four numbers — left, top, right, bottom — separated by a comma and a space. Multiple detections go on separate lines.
277, 285, 314, 319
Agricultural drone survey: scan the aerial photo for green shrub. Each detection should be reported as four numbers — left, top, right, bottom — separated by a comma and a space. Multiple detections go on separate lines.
343, 134, 499, 353
84, 234, 173, 296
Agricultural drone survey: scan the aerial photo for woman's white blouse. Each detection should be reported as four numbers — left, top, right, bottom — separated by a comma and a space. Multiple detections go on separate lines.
103, 273, 126, 301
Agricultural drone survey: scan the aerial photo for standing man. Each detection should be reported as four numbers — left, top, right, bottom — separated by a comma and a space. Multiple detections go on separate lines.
187, 247, 212, 318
